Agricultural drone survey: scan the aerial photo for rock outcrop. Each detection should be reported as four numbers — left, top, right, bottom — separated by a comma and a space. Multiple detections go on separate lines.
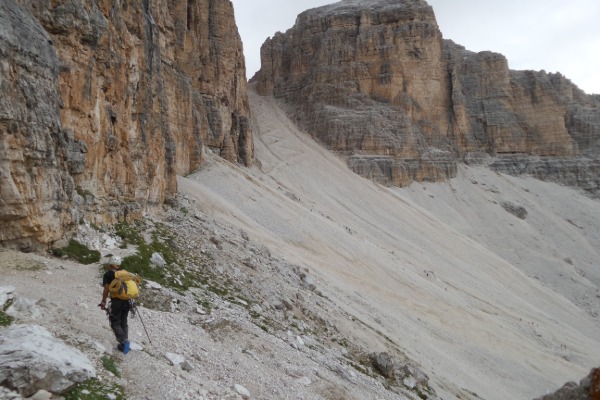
255, 0, 600, 191
0, 0, 252, 249
534, 367, 600, 400
0, 324, 96, 396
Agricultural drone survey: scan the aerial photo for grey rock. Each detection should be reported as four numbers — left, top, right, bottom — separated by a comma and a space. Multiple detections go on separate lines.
501, 201, 528, 220
233, 384, 251, 399
30, 390, 52, 400
281, 298, 294, 310
181, 361, 194, 372
150, 252, 166, 267
250, 304, 263, 314
0, 325, 95, 396
372, 352, 395, 379
164, 352, 185, 366
5, 297, 43, 320
0, 286, 16, 308
302, 276, 317, 291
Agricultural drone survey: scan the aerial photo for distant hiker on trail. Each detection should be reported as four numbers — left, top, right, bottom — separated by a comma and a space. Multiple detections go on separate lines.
99, 255, 141, 354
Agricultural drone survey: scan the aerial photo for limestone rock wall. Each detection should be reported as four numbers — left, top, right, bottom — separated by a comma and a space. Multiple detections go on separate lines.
0, 0, 252, 249
255, 0, 600, 189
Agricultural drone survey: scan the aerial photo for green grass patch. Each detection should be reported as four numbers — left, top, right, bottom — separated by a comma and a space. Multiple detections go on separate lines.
64, 378, 125, 400
101, 355, 121, 377
115, 221, 145, 246
14, 261, 45, 271
53, 240, 101, 265
119, 223, 199, 293
0, 310, 14, 327
194, 296, 212, 314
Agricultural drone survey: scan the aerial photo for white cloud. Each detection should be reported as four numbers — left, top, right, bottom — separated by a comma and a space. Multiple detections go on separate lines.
428, 0, 600, 93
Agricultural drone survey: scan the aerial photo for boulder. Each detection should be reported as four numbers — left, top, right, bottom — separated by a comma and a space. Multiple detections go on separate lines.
0, 325, 95, 396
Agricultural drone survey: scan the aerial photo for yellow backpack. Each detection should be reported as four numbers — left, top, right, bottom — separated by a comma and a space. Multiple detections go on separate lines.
109, 270, 142, 300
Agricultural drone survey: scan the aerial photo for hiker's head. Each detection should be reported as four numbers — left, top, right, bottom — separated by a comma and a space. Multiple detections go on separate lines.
109, 255, 122, 268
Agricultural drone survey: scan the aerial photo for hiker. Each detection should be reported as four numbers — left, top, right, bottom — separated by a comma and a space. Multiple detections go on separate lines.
99, 255, 131, 354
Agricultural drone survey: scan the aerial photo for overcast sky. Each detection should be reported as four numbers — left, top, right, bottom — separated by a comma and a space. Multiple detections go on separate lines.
231, 0, 600, 94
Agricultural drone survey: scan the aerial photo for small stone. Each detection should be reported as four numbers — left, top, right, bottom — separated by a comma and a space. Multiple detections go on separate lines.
250, 304, 262, 314
30, 390, 52, 400
233, 384, 251, 399
281, 298, 294, 310
150, 252, 166, 267
403, 376, 417, 389
130, 342, 143, 351
165, 352, 185, 366
501, 201, 528, 220
181, 361, 194, 372
146, 281, 162, 290
302, 276, 316, 291
196, 307, 206, 315
0, 286, 16, 308
295, 376, 312, 386
269, 297, 284, 310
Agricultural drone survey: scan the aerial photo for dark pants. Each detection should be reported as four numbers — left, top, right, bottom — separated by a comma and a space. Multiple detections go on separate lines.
109, 299, 130, 344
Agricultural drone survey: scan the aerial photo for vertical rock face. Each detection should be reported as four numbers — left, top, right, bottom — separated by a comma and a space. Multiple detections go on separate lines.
256, 0, 600, 190
0, 0, 252, 249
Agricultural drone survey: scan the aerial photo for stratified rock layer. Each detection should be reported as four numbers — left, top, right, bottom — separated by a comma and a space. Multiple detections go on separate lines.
255, 0, 600, 191
0, 0, 252, 249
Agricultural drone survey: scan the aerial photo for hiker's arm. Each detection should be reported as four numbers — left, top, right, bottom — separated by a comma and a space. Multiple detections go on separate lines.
99, 284, 109, 309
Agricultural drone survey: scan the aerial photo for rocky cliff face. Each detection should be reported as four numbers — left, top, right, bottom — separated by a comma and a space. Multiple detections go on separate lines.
255, 0, 600, 192
0, 0, 252, 249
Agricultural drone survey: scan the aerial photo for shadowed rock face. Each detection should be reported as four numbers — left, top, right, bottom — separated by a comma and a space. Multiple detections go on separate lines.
255, 0, 600, 190
0, 0, 252, 249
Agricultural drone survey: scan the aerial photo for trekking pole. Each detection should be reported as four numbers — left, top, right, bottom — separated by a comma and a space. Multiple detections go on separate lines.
131, 301, 153, 345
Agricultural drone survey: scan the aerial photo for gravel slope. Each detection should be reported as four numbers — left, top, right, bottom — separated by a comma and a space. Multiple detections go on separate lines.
1, 85, 599, 400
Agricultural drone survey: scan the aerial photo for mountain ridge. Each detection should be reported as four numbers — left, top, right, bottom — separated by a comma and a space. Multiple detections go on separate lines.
255, 0, 600, 191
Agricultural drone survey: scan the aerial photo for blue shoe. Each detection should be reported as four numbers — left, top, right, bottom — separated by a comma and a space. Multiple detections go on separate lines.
122, 340, 130, 354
